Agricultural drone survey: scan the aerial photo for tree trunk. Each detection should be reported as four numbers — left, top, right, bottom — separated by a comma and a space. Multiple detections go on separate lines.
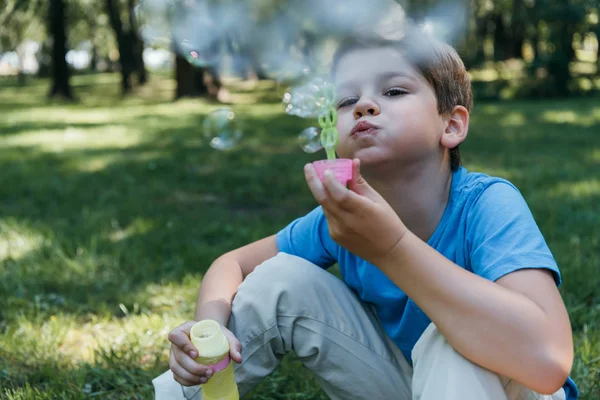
525, 1, 540, 64
252, 58, 269, 80
105, 0, 133, 94
597, 27, 600, 78
548, 22, 575, 96
48, 0, 73, 99
510, 0, 526, 59
128, 0, 148, 85
493, 13, 508, 61
531, 23, 539, 63
88, 16, 99, 72
90, 44, 98, 72
16, 46, 26, 86
175, 55, 209, 98
466, 12, 488, 67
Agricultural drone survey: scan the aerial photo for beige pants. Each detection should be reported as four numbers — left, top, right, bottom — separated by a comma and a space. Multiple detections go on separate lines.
153, 252, 566, 400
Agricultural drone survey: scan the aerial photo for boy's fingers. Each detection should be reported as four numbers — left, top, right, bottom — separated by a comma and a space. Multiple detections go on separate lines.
222, 329, 243, 363
349, 158, 362, 192
323, 170, 363, 211
229, 346, 242, 363
223, 327, 242, 364
173, 348, 210, 376
304, 164, 328, 204
170, 351, 206, 385
349, 158, 380, 201
171, 362, 202, 386
168, 321, 198, 357
229, 339, 242, 363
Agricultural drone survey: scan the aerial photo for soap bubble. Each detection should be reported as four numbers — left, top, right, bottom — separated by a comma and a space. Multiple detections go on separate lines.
283, 77, 337, 119
259, 51, 312, 84
171, 1, 222, 67
178, 38, 219, 68
135, 0, 174, 48
203, 108, 243, 151
297, 127, 323, 153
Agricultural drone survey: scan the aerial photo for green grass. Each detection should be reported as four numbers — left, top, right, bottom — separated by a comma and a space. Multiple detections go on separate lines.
0, 73, 598, 399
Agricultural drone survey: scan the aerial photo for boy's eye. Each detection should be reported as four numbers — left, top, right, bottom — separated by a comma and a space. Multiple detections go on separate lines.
337, 97, 357, 109
385, 88, 408, 96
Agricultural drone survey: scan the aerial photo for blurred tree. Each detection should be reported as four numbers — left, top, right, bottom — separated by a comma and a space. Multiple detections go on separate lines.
105, 0, 135, 93
128, 0, 148, 84
175, 55, 209, 98
538, 0, 585, 95
105, 0, 147, 94
510, 0, 526, 59
68, 0, 114, 73
48, 0, 73, 99
0, 0, 45, 84
172, 0, 221, 99
2, 0, 597, 99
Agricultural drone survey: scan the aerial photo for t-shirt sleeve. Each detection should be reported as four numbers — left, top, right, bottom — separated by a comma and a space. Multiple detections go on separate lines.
276, 206, 338, 269
466, 182, 562, 286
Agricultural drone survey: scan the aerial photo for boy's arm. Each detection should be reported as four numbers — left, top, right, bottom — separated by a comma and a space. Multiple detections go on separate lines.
168, 235, 279, 386
304, 163, 573, 395
379, 235, 573, 395
194, 234, 279, 325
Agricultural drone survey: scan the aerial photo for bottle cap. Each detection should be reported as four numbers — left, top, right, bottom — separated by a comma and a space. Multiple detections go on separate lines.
190, 319, 230, 358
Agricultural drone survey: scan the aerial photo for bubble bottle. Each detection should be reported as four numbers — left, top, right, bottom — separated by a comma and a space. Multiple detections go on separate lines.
190, 320, 239, 400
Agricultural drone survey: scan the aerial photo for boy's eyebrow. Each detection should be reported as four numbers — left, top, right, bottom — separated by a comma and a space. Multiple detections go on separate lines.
378, 71, 419, 83
336, 71, 419, 93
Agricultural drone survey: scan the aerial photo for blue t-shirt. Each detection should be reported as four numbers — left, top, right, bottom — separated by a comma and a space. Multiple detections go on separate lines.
276, 166, 578, 399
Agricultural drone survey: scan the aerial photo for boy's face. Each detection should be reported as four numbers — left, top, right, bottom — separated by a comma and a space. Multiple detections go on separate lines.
333, 46, 447, 171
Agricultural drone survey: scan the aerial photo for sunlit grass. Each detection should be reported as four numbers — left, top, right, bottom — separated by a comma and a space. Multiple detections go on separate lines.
0, 219, 46, 262
541, 108, 600, 126
548, 180, 600, 200
498, 111, 527, 127
0, 72, 599, 399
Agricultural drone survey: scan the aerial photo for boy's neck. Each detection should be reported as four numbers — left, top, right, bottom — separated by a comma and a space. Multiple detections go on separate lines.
366, 159, 454, 243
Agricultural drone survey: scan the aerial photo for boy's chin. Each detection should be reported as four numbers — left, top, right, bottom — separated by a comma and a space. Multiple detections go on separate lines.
347, 148, 390, 165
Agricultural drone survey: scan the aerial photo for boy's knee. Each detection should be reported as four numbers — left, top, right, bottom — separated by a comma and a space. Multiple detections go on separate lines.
237, 252, 328, 295
231, 252, 332, 319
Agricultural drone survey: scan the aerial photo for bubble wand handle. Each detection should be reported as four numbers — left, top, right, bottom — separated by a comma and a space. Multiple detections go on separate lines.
318, 107, 339, 160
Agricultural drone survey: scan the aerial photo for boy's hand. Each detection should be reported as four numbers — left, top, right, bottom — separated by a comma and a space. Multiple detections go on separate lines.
304, 158, 407, 265
168, 321, 242, 386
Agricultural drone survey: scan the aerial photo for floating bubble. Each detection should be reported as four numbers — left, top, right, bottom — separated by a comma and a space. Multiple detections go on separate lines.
135, 0, 175, 48
260, 53, 312, 84
203, 108, 243, 151
297, 127, 323, 154
178, 39, 219, 67
137, 0, 224, 65
171, 1, 222, 67
283, 77, 337, 119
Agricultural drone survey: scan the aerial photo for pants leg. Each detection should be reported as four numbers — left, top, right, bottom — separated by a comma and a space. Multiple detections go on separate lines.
411, 323, 566, 400
229, 252, 412, 400
153, 370, 203, 400
153, 252, 413, 400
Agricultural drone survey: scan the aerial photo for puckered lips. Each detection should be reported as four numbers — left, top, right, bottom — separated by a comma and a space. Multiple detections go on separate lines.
351, 120, 380, 137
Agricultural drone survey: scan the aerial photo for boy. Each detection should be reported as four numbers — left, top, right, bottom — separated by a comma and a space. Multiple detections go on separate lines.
154, 31, 579, 399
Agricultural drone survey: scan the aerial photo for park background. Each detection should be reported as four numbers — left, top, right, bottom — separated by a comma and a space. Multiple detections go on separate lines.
0, 0, 599, 398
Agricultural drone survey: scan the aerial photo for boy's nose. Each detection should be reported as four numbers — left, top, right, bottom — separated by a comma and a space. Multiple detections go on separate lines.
353, 98, 380, 119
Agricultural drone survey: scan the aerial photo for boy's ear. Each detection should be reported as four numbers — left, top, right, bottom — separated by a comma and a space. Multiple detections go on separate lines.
440, 105, 469, 149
